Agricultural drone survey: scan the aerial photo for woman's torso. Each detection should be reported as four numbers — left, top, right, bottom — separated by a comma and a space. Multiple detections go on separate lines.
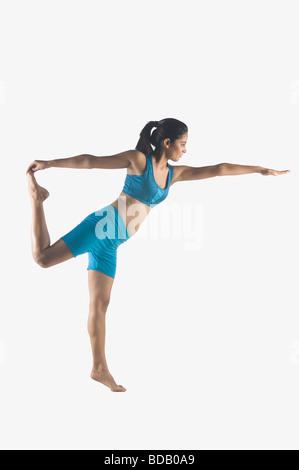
111, 152, 176, 238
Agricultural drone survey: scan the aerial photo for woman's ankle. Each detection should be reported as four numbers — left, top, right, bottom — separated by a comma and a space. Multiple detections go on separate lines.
92, 362, 109, 374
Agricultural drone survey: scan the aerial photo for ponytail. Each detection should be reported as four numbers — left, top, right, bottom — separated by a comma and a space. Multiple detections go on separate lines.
135, 120, 159, 156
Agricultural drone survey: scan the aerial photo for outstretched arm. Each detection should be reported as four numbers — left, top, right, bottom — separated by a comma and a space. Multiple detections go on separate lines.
220, 163, 291, 176
173, 163, 291, 182
26, 150, 136, 174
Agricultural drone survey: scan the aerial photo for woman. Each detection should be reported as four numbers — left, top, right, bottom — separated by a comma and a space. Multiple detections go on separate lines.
26, 117, 290, 392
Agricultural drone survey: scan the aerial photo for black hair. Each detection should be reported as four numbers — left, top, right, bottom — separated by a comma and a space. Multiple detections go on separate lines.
135, 118, 188, 160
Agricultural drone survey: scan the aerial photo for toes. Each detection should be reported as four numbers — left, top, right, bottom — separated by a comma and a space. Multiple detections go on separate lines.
112, 385, 127, 392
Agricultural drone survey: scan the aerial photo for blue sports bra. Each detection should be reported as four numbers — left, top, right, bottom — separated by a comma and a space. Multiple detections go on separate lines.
121, 154, 174, 207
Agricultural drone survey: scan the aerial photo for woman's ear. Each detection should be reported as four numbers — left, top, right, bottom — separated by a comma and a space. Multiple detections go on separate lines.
163, 138, 171, 149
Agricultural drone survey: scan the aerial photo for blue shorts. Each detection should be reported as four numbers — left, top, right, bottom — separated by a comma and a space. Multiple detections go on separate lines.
61, 204, 130, 279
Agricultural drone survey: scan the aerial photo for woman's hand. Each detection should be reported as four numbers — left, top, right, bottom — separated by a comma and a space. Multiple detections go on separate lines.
26, 160, 50, 174
260, 167, 291, 176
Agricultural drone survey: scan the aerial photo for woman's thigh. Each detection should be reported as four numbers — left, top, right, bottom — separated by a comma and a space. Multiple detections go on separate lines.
39, 205, 128, 271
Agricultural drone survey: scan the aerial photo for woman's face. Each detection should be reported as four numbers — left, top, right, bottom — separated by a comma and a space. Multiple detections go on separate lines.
169, 132, 188, 162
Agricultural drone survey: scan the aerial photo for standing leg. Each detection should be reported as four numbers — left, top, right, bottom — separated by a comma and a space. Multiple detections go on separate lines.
88, 270, 126, 392
27, 171, 74, 267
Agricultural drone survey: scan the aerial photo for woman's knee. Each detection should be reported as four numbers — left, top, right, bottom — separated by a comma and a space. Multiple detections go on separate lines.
33, 240, 74, 268
90, 297, 111, 314
88, 300, 110, 336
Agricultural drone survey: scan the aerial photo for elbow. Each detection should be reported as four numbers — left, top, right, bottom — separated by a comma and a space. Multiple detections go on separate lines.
217, 163, 227, 176
84, 155, 92, 169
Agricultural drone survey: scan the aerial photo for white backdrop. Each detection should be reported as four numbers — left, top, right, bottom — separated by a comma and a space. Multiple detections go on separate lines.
0, 0, 298, 450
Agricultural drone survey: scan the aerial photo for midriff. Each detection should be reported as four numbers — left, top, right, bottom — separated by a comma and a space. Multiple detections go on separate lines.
111, 192, 151, 238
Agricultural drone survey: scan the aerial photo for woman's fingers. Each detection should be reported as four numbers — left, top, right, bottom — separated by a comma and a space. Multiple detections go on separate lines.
275, 169, 291, 175
262, 168, 291, 176
26, 162, 37, 174
26, 160, 48, 174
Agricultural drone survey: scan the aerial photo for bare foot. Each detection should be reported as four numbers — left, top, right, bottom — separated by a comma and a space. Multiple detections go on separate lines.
27, 171, 50, 202
90, 368, 127, 392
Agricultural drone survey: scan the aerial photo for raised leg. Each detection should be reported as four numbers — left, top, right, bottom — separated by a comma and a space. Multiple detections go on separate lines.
27, 171, 74, 267
88, 270, 126, 392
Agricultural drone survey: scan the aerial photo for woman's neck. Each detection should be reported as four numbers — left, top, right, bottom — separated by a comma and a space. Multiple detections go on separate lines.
151, 152, 168, 169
